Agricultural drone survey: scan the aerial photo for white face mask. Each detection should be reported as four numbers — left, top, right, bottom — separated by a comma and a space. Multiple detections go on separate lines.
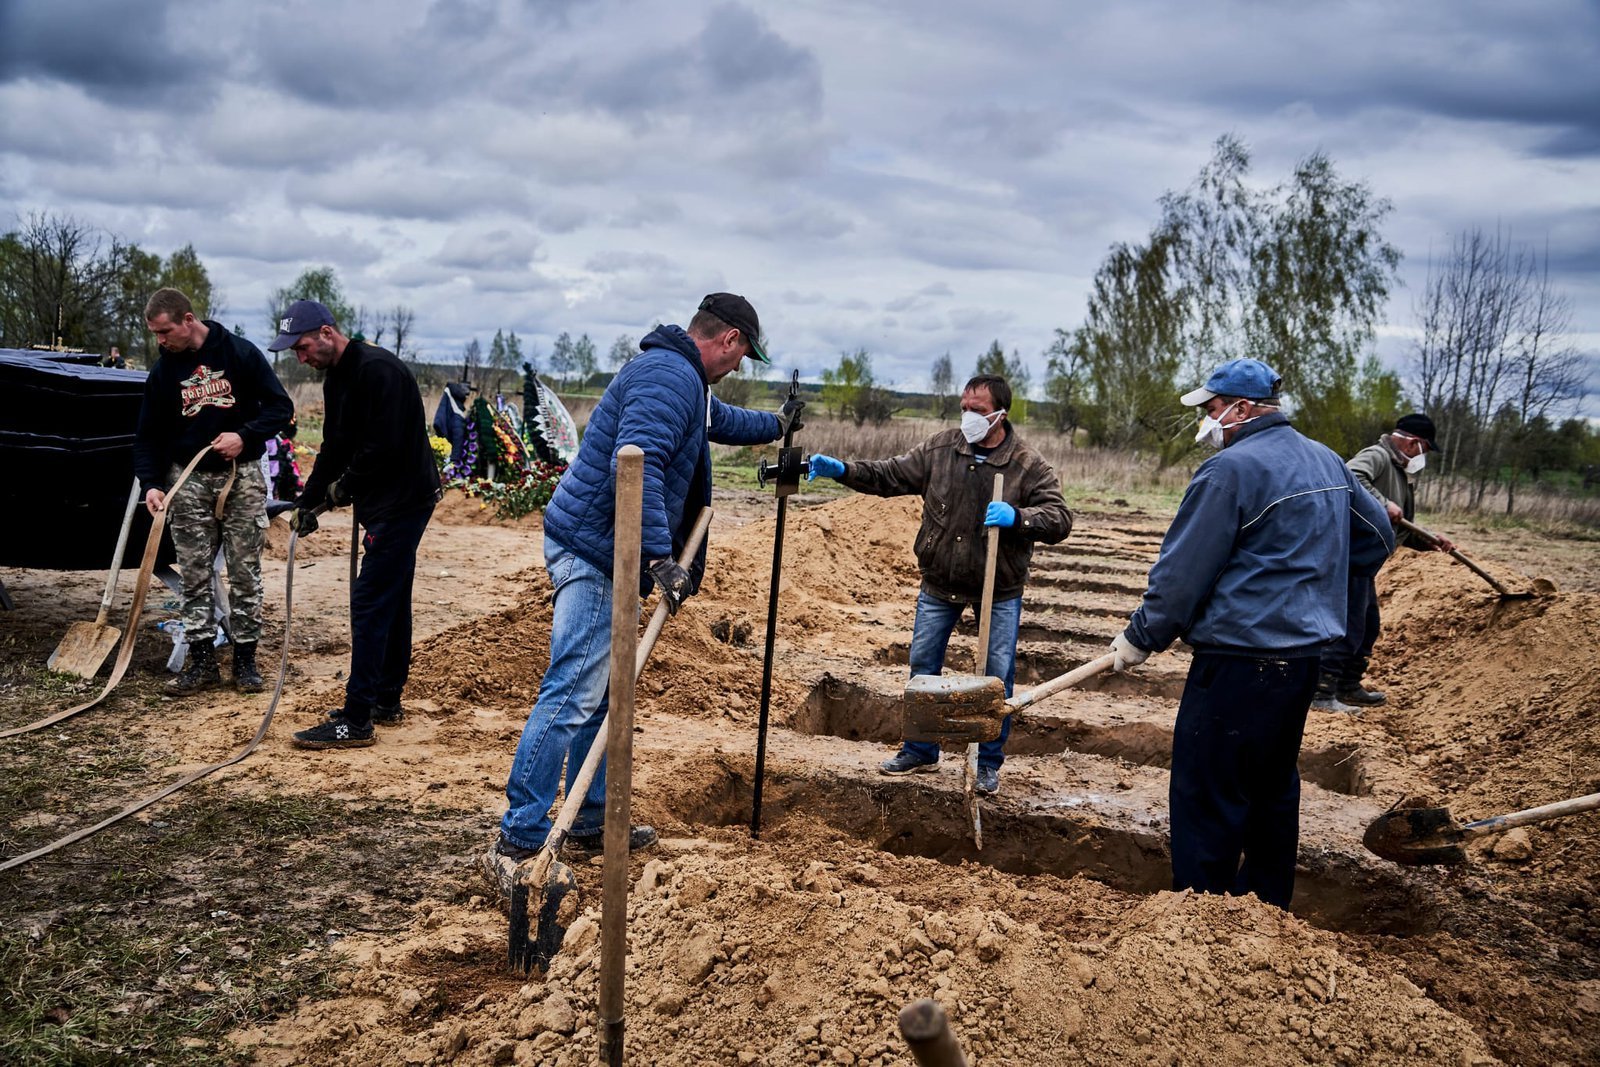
961, 408, 1005, 444
1194, 400, 1246, 450
1405, 451, 1426, 475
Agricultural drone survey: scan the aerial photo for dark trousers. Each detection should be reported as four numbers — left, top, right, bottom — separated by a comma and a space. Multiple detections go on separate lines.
346, 506, 432, 716
1169, 652, 1318, 909
1320, 571, 1380, 683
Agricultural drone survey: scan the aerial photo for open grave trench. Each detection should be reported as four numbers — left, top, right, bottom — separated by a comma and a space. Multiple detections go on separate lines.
653, 519, 1439, 941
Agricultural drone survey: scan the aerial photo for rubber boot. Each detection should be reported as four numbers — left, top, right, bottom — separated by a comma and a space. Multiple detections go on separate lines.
1337, 658, 1386, 707
1309, 670, 1353, 713
232, 641, 265, 694
167, 641, 222, 695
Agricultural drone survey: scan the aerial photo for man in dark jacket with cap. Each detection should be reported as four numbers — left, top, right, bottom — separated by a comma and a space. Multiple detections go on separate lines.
271, 300, 441, 750
1110, 358, 1393, 909
483, 294, 803, 892
1313, 413, 1454, 711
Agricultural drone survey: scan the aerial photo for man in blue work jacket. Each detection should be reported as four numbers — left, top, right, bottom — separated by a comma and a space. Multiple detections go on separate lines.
484, 294, 803, 891
1109, 358, 1393, 909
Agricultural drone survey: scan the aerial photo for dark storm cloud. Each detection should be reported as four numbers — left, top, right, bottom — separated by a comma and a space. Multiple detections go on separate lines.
0, 0, 219, 102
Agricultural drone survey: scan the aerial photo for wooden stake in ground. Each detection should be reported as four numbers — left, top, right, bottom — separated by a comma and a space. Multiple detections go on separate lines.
966, 472, 1003, 851
898, 999, 969, 1067
599, 445, 643, 1066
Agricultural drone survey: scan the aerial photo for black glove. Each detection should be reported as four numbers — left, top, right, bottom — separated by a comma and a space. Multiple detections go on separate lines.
287, 508, 319, 536
776, 397, 806, 435
648, 558, 693, 616
327, 479, 352, 508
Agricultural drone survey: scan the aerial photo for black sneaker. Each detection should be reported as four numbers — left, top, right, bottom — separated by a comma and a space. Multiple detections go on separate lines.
372, 700, 405, 726
293, 714, 375, 750
880, 751, 939, 776
975, 766, 1000, 795
1337, 684, 1387, 707
569, 825, 658, 853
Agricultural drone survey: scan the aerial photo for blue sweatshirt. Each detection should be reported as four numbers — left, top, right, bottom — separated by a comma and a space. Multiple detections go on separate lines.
541, 325, 781, 593
1124, 413, 1394, 658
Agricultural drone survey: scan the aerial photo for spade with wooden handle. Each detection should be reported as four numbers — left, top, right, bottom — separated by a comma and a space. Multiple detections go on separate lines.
49, 479, 141, 678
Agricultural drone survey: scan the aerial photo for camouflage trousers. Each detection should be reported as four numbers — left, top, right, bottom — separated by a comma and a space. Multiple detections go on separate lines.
166, 462, 268, 644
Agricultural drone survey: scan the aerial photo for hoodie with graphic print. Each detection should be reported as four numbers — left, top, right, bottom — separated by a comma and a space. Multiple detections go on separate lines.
133, 321, 294, 492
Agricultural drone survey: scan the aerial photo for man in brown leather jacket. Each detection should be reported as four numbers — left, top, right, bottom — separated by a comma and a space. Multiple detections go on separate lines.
808, 374, 1073, 793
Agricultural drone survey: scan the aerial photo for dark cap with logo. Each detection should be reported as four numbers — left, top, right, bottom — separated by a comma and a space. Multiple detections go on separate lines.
268, 300, 337, 352
1395, 413, 1443, 455
698, 293, 769, 364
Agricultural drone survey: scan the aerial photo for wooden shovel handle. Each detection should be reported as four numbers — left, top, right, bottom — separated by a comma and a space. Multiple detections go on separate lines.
94, 480, 142, 626
1396, 518, 1516, 596
973, 474, 1004, 678
1460, 791, 1600, 840
1008, 653, 1117, 714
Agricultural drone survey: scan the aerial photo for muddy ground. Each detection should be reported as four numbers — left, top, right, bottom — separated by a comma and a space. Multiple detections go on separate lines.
2, 488, 1598, 1066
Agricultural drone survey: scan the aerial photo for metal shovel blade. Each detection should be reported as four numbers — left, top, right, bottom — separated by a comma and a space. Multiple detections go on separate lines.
47, 621, 123, 679
1362, 806, 1468, 866
508, 857, 579, 974
902, 674, 1006, 744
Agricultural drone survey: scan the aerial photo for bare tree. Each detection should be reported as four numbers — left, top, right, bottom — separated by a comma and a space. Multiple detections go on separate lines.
929, 353, 955, 419
389, 305, 416, 361
1504, 243, 1587, 513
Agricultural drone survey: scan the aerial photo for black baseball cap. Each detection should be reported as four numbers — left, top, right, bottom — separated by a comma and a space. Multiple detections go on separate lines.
1395, 413, 1443, 455
268, 300, 337, 351
698, 293, 769, 364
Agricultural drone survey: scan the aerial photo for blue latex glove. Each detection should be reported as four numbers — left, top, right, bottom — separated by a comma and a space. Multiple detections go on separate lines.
984, 501, 1017, 528
808, 454, 846, 481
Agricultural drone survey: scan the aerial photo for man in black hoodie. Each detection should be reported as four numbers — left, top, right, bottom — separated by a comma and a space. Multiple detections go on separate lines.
134, 287, 294, 694
271, 300, 441, 750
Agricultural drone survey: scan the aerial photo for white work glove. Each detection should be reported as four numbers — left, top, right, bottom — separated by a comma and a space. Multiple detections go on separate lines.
1110, 633, 1150, 673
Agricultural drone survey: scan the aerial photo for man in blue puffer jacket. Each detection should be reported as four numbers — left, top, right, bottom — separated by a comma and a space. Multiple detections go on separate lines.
1107, 358, 1393, 910
485, 294, 803, 884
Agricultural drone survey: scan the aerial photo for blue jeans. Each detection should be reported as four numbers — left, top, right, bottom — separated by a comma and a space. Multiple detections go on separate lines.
501, 541, 631, 850
898, 590, 1021, 771
1169, 652, 1317, 909
346, 505, 432, 714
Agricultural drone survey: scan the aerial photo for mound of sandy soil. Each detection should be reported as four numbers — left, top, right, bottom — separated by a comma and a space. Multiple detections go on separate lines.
237, 825, 1496, 1067
406, 494, 924, 723
432, 488, 547, 530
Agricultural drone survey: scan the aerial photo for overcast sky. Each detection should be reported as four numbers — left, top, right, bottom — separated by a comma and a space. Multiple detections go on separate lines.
2, 0, 1596, 413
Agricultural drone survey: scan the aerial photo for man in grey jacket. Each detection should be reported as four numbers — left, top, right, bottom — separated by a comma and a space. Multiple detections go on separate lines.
1109, 358, 1393, 909
1313, 413, 1454, 711
808, 375, 1073, 795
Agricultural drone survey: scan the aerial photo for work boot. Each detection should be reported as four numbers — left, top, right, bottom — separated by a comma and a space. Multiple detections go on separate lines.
167, 641, 222, 695
292, 711, 376, 750
1337, 682, 1387, 707
569, 826, 658, 854
1309, 671, 1354, 713
480, 835, 538, 902
879, 750, 939, 776
975, 765, 1000, 796
232, 642, 265, 693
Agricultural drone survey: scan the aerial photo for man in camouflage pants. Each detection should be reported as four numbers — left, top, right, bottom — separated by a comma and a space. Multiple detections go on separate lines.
134, 288, 294, 694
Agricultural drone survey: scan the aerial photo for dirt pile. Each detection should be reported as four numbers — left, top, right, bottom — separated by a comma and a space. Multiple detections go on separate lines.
405, 495, 924, 724
238, 832, 1497, 1067
1374, 551, 1600, 814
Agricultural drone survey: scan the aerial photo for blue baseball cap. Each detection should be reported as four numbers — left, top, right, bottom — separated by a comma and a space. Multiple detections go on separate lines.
1180, 358, 1282, 406
268, 300, 337, 351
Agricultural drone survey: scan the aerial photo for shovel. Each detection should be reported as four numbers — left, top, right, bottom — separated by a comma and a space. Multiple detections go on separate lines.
1397, 518, 1552, 600
507, 505, 712, 974
1363, 790, 1600, 866
958, 474, 1005, 851
904, 653, 1118, 744
48, 479, 141, 678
